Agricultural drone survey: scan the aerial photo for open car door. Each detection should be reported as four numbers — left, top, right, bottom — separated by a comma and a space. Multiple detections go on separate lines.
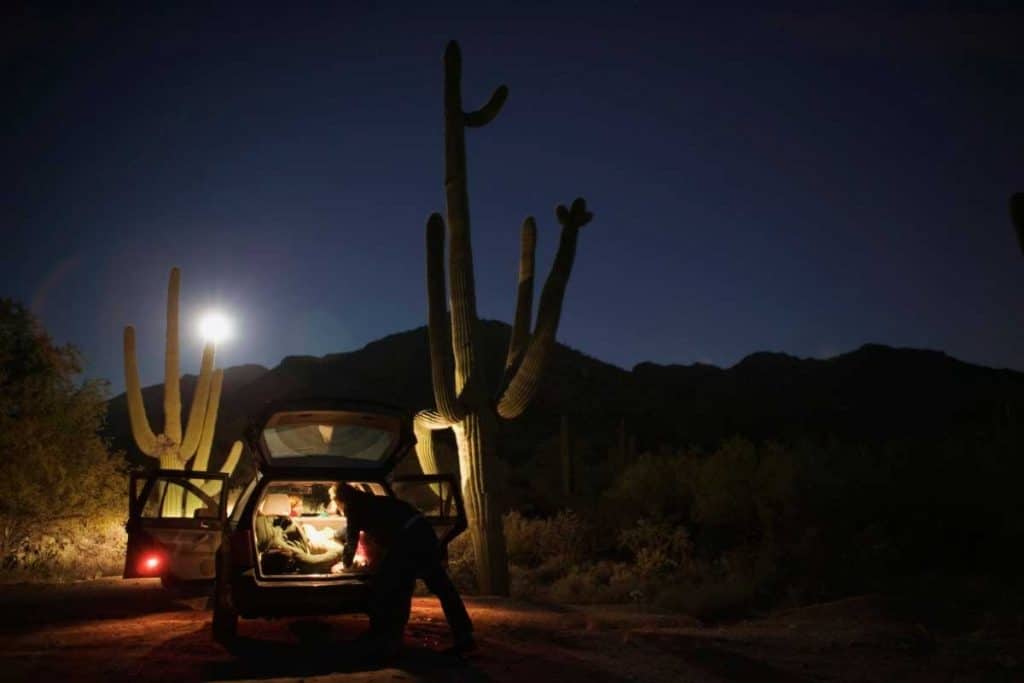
124, 470, 229, 581
389, 474, 467, 549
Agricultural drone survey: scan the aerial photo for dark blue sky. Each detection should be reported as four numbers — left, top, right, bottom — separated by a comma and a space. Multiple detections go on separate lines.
4, 2, 1023, 394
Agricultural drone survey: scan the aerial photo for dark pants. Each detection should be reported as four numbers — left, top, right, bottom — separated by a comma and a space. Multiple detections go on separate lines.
368, 518, 472, 643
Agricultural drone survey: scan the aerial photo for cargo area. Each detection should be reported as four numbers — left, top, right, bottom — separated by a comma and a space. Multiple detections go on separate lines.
253, 481, 383, 578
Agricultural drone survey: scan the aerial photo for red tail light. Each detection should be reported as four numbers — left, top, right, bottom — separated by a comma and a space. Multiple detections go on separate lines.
138, 551, 165, 575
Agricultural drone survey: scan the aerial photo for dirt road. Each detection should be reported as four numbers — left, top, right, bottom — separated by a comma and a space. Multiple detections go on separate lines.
0, 578, 1017, 682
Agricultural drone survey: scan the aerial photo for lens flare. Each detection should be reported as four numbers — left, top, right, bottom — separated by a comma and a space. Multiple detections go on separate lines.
198, 311, 232, 344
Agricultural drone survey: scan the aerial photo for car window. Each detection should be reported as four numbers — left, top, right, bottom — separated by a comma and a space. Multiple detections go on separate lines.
260, 413, 400, 468
139, 476, 223, 519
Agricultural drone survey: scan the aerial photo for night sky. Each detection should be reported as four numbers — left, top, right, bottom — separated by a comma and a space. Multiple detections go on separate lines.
4, 2, 1023, 394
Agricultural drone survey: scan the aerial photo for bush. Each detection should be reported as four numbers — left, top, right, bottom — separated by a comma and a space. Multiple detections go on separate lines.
445, 532, 478, 593
504, 509, 592, 570
1, 514, 126, 581
549, 561, 638, 604
618, 519, 693, 579
0, 300, 125, 569
605, 451, 695, 522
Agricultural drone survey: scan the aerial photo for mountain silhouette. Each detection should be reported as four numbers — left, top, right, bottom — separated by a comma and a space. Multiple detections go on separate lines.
105, 322, 1024, 476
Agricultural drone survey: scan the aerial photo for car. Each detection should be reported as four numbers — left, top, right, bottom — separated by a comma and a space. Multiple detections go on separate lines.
122, 399, 467, 645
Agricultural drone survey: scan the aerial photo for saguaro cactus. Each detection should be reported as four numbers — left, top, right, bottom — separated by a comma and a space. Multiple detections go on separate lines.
123, 267, 241, 515
414, 41, 593, 595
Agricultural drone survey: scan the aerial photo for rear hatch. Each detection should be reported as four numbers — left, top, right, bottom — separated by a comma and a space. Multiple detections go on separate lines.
246, 399, 414, 474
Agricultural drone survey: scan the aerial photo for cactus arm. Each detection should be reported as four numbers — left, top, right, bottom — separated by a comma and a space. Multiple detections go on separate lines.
123, 326, 159, 456
197, 440, 243, 502
192, 367, 223, 471
162, 268, 183, 444
464, 85, 508, 128
1012, 192, 1024, 256
414, 410, 454, 491
504, 217, 537, 374
220, 440, 242, 475
426, 214, 467, 423
416, 408, 455, 430
497, 198, 592, 420
178, 342, 216, 462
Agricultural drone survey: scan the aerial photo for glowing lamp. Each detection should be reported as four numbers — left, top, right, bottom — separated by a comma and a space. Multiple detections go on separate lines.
198, 311, 232, 345
138, 552, 164, 575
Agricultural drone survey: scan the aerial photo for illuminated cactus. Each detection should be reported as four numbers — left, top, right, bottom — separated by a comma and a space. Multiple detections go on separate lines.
123, 267, 241, 515
414, 41, 592, 595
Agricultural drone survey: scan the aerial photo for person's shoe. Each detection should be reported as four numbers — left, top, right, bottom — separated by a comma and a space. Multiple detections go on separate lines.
442, 632, 476, 656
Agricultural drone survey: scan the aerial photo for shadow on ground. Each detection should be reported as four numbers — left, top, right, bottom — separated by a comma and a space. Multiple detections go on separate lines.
0, 578, 195, 632
129, 616, 487, 682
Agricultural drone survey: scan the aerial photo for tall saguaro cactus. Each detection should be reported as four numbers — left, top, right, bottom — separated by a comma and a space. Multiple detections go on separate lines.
123, 268, 241, 515
414, 41, 593, 595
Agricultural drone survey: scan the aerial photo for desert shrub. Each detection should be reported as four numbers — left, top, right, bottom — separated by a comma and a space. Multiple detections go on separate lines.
605, 451, 695, 522
504, 509, 592, 570
549, 560, 638, 603
445, 532, 478, 593
0, 300, 125, 568
618, 519, 693, 579
2, 514, 126, 581
477, 422, 1024, 613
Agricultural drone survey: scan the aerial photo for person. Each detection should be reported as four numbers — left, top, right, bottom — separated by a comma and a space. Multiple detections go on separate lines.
333, 482, 475, 658
326, 483, 341, 515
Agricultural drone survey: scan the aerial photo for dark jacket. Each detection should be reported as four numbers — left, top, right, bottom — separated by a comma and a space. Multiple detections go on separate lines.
339, 485, 421, 567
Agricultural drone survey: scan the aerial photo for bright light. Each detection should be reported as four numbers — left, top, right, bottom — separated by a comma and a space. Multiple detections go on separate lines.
198, 311, 232, 344
139, 552, 163, 574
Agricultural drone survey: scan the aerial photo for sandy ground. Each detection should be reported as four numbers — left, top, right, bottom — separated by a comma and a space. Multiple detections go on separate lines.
0, 578, 1019, 682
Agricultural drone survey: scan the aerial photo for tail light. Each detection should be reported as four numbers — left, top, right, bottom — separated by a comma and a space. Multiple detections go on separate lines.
138, 551, 166, 576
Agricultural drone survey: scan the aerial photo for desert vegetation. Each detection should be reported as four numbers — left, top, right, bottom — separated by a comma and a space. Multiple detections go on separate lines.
0, 299, 126, 580
446, 428, 1024, 620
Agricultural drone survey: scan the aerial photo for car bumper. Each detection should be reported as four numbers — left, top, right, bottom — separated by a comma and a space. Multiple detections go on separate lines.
231, 570, 371, 619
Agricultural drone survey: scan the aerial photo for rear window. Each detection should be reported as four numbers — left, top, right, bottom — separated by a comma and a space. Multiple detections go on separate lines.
260, 411, 401, 468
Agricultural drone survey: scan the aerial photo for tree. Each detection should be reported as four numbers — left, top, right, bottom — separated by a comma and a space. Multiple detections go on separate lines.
0, 299, 123, 556
413, 41, 592, 595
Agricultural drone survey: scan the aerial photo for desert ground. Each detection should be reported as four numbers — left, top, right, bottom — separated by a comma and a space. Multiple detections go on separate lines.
0, 578, 1019, 682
